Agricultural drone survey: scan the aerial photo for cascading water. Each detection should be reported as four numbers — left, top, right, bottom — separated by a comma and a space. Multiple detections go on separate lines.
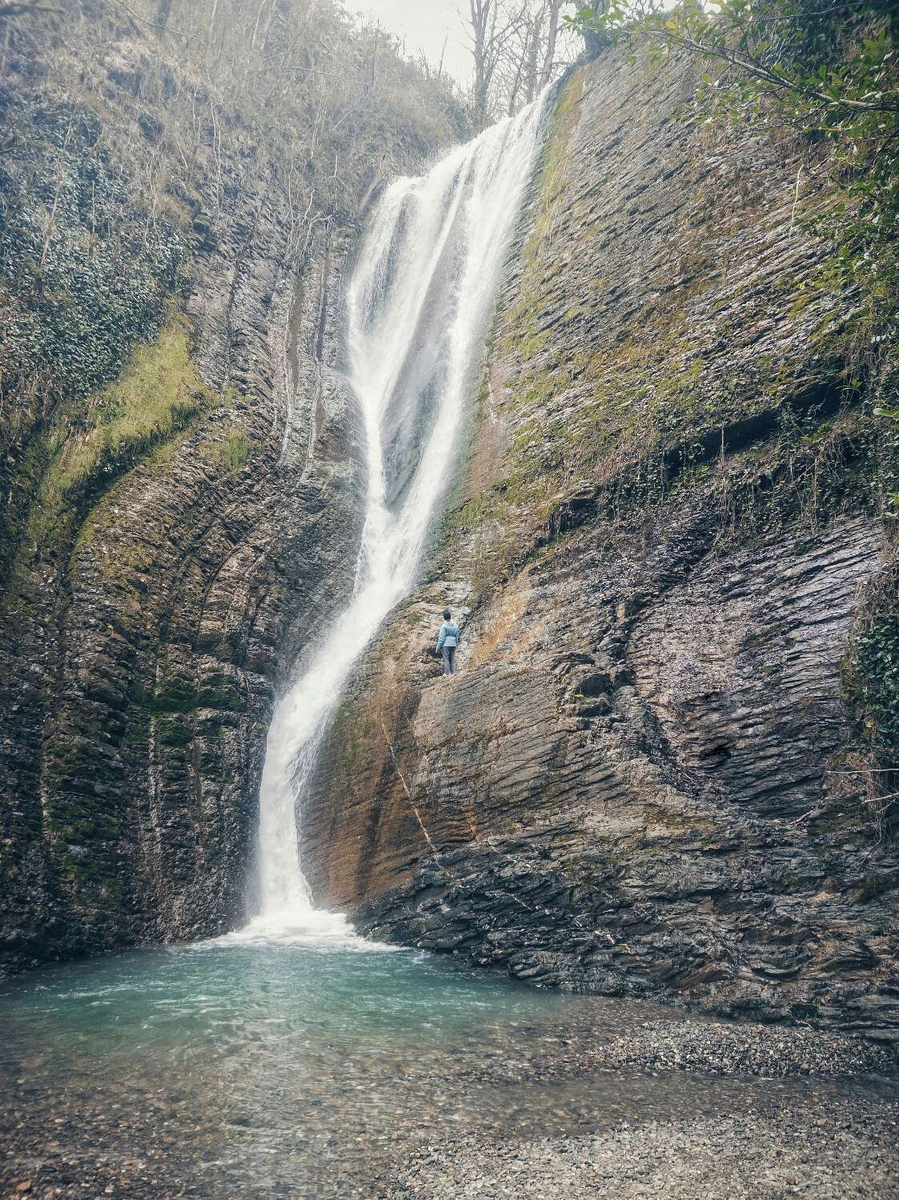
234, 94, 549, 946
7, 79, 898, 1200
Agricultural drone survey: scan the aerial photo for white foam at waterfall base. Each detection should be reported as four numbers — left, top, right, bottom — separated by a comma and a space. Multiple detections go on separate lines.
226, 92, 549, 951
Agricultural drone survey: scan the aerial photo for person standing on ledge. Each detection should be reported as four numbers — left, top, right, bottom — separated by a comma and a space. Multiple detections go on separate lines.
436, 609, 459, 675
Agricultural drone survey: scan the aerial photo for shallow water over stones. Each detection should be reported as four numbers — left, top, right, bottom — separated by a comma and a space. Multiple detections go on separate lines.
1, 943, 896, 1198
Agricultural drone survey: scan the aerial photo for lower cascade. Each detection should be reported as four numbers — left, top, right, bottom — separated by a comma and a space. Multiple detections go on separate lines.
235, 93, 550, 945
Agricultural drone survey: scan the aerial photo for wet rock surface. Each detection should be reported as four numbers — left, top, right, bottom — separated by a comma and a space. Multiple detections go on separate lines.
0, 148, 362, 967
337, 511, 898, 1033
305, 45, 899, 1037
0, 20, 449, 971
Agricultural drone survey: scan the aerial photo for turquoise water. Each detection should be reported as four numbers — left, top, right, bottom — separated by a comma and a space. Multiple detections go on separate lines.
0, 941, 601, 1197
1, 941, 895, 1198
3, 941, 565, 1055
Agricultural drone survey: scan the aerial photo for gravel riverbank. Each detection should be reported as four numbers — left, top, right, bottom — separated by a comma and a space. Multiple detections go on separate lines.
384, 1102, 899, 1199
459, 1010, 899, 1085
584, 1018, 898, 1078
385, 1016, 899, 1200
3, 960, 898, 1198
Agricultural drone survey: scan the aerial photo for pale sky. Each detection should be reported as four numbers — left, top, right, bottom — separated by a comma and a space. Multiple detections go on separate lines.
346, 0, 474, 84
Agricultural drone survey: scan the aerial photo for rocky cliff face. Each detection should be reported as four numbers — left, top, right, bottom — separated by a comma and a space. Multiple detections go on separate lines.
0, 10, 455, 972
304, 50, 899, 1039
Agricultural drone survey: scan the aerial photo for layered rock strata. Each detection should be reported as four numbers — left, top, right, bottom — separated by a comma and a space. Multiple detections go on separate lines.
0, 18, 451, 970
304, 49, 899, 1038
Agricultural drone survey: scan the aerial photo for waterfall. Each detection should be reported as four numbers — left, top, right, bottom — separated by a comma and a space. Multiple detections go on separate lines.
234, 94, 549, 946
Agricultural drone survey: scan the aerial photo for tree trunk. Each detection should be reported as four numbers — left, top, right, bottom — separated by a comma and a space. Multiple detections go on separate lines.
207, 0, 219, 52
539, 0, 562, 87
250, 0, 269, 51
469, 0, 496, 132
524, 13, 540, 103
582, 0, 610, 58
154, 0, 173, 35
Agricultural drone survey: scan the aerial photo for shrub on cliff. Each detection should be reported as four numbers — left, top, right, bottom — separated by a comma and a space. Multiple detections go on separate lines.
570, 1, 898, 386
0, 0, 467, 414
0, 0, 466, 579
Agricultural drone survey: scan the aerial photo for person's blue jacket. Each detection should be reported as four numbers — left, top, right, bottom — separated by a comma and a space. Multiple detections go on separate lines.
437, 620, 459, 650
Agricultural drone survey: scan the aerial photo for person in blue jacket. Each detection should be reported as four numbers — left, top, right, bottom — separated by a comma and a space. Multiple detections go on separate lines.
436, 609, 459, 675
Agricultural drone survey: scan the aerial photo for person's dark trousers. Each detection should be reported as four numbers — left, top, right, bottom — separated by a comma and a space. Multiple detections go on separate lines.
442, 646, 456, 675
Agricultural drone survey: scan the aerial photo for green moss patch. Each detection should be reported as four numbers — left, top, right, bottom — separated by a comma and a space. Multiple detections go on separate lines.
848, 566, 899, 774
52, 320, 216, 502
18, 318, 220, 568
205, 427, 252, 474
